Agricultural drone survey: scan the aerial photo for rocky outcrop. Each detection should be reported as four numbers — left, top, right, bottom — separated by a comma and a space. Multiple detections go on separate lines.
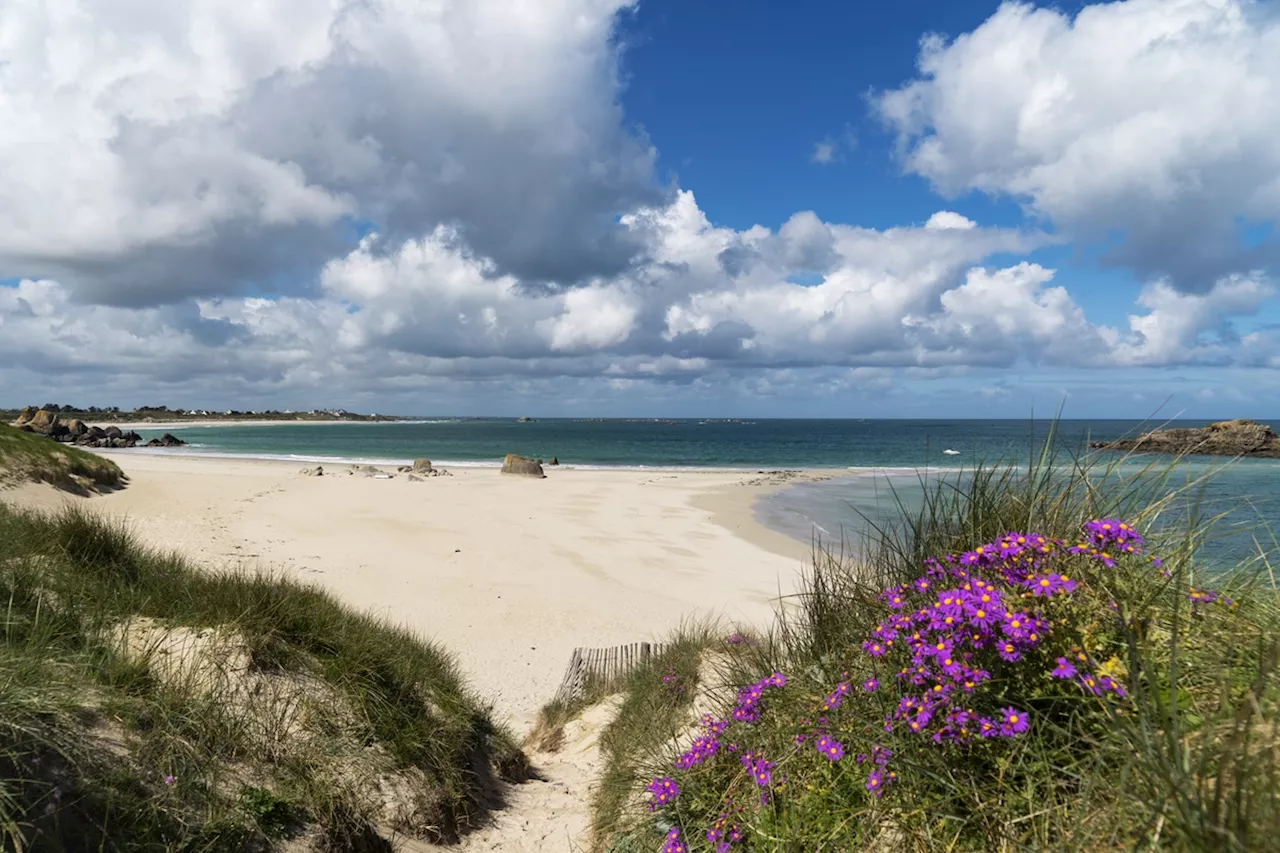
1089, 419, 1280, 458
547, 457, 559, 466
412, 458, 433, 474
8, 408, 171, 449
501, 453, 545, 478
27, 409, 59, 434
299, 466, 325, 476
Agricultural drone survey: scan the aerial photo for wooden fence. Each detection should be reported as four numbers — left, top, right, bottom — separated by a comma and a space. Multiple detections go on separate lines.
553, 642, 667, 703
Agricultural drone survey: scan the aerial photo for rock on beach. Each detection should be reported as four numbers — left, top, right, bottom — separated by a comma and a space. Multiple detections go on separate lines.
501, 454, 545, 478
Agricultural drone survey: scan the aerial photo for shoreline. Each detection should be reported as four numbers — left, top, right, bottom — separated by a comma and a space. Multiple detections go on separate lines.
3, 452, 818, 728
107, 444, 870, 473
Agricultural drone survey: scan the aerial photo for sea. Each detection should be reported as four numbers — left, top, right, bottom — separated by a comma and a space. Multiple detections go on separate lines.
126, 418, 1280, 570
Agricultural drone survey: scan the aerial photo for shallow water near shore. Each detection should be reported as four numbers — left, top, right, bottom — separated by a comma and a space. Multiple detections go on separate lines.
756, 457, 1280, 570
125, 417, 1280, 568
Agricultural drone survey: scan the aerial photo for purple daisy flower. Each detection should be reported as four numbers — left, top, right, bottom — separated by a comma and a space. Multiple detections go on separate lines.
814, 733, 845, 762
644, 776, 680, 809
1050, 657, 1077, 680
1000, 706, 1029, 736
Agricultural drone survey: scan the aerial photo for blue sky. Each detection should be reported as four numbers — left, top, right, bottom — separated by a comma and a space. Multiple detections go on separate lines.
616, 0, 1038, 231
1, 0, 1278, 417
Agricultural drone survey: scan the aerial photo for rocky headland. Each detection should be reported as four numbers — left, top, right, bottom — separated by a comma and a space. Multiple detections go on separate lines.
1089, 419, 1280, 458
10, 407, 186, 449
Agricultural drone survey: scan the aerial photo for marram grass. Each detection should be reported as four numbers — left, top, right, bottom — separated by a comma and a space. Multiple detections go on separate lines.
0, 423, 124, 492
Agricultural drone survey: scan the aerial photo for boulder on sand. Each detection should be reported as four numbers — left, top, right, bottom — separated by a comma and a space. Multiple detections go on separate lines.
12, 406, 38, 427
26, 409, 59, 434
145, 433, 186, 447
547, 457, 559, 466
501, 454, 545, 478
412, 458, 433, 474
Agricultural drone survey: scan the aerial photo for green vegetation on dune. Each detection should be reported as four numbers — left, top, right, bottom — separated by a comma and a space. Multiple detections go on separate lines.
0, 423, 125, 492
0, 501, 527, 852
576, 441, 1280, 852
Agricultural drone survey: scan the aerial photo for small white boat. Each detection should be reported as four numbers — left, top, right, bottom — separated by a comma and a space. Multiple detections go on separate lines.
942, 449, 961, 456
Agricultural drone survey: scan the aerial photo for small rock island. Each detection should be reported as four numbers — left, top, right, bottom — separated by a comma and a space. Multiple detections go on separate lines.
1089, 419, 1280, 458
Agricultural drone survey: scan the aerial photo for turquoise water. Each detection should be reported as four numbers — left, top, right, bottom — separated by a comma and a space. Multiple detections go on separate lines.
132, 418, 1198, 469
754, 458, 1280, 569
127, 418, 1280, 567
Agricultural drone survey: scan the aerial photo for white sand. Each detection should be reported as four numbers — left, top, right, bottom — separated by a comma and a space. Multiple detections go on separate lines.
6, 453, 813, 729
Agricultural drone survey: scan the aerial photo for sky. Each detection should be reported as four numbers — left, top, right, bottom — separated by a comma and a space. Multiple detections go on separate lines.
2, 0, 1280, 418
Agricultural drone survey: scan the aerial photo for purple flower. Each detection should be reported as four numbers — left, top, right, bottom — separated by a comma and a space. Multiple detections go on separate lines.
1050, 657, 1077, 680
675, 733, 720, 769
1026, 573, 1077, 597
163, 775, 176, 786
1000, 706, 1029, 736
645, 776, 680, 809
1098, 675, 1128, 698
865, 769, 886, 797
740, 752, 775, 786
814, 734, 845, 762
662, 827, 687, 853
862, 678, 879, 692
823, 681, 851, 710
1077, 673, 1104, 696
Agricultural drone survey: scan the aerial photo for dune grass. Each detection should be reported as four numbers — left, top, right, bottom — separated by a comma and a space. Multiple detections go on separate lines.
0, 501, 527, 852
0, 423, 124, 492
590, 436, 1280, 852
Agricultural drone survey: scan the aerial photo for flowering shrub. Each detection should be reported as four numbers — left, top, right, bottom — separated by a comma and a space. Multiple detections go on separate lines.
636, 518, 1245, 851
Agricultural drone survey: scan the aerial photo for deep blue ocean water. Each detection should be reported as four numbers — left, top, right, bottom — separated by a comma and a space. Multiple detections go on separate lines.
127, 418, 1280, 568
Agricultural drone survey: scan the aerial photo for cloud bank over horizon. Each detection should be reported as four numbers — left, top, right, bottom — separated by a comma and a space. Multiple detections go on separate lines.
2, 0, 1278, 416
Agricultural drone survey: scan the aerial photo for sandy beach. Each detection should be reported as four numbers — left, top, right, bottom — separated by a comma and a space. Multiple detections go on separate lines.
7, 453, 815, 729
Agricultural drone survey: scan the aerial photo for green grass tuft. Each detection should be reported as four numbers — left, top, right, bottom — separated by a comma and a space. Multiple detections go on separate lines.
0, 423, 125, 492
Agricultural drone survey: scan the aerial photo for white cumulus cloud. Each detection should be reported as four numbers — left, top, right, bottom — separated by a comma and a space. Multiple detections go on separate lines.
877, 0, 1280, 289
